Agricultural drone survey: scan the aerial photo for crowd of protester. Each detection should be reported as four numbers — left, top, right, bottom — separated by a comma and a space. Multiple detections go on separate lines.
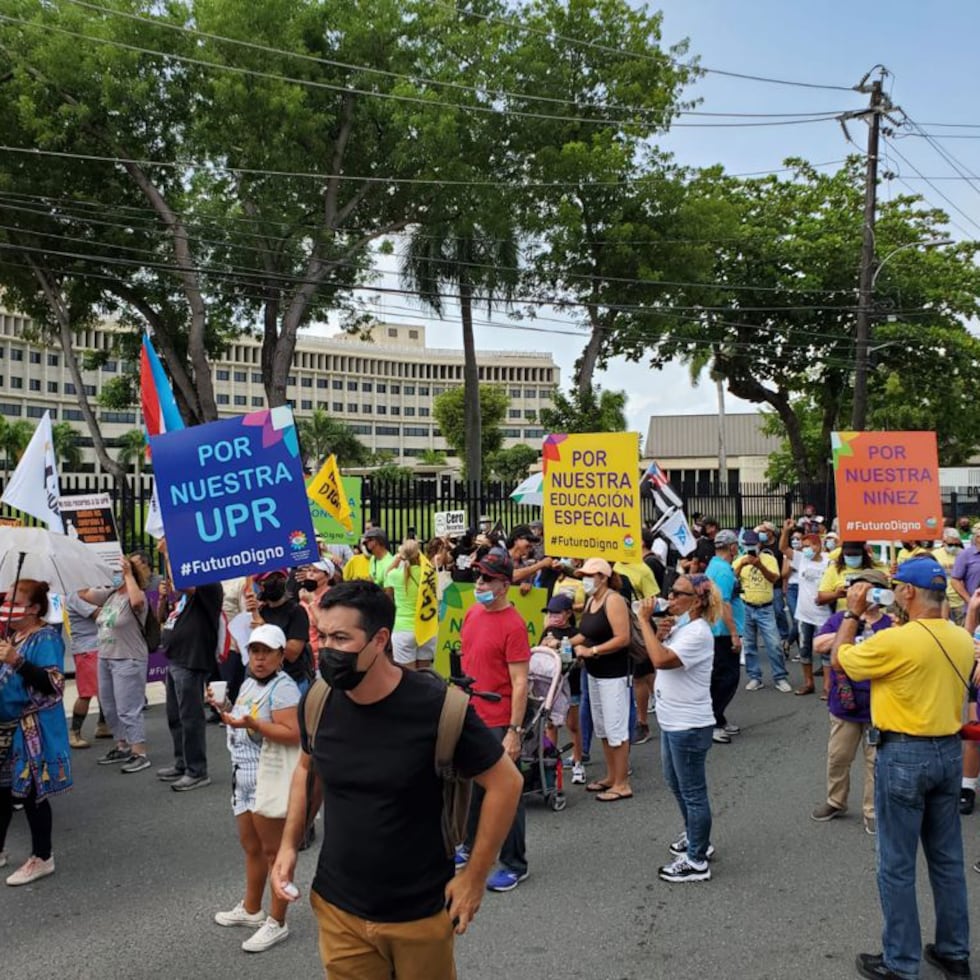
2, 504, 979, 980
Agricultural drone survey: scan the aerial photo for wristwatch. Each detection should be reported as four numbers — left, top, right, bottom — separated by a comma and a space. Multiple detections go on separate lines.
506, 725, 524, 735
591, 646, 598, 657
842, 611, 861, 622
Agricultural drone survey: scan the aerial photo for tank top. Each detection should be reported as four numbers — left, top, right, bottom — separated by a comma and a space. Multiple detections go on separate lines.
578, 593, 630, 679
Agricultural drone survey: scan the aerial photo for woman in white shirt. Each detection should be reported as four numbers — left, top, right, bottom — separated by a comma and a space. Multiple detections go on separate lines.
785, 533, 831, 696
639, 574, 721, 884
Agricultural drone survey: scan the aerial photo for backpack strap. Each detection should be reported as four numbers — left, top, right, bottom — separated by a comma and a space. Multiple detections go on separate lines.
303, 677, 331, 831
435, 683, 469, 776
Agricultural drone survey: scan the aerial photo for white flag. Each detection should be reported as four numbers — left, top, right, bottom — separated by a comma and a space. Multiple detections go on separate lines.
1, 411, 63, 533
146, 479, 165, 539
652, 486, 684, 513
660, 509, 696, 557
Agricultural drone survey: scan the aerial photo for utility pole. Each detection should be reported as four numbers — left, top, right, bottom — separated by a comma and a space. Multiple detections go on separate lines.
849, 70, 886, 431
715, 375, 727, 489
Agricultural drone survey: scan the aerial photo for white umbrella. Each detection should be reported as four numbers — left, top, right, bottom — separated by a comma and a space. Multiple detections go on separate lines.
0, 526, 115, 594
510, 472, 544, 506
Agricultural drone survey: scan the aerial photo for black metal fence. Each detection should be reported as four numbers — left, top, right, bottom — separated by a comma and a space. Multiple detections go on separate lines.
2, 474, 979, 556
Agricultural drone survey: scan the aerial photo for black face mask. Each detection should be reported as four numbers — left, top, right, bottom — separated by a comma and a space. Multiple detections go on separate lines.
299, 579, 318, 592
259, 580, 286, 603
318, 636, 375, 690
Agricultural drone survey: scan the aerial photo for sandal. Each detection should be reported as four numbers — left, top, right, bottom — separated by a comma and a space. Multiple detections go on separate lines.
819, 692, 828, 701
794, 685, 815, 696
586, 780, 613, 793
595, 790, 633, 802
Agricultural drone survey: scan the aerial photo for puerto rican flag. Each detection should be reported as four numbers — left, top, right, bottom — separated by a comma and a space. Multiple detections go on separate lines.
643, 460, 671, 489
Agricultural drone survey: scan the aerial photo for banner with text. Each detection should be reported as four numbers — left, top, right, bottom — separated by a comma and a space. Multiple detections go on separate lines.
832, 430, 942, 541
59, 493, 124, 568
542, 432, 642, 562
308, 476, 362, 545
151, 407, 317, 587
434, 510, 467, 537
433, 581, 548, 677
307, 454, 353, 531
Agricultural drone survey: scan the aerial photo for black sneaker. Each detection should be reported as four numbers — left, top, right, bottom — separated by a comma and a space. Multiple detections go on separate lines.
960, 788, 975, 815
856, 953, 904, 979
97, 747, 132, 766
156, 766, 185, 782
658, 857, 710, 883
631, 724, 651, 745
120, 754, 151, 774
924, 944, 973, 979
171, 774, 211, 792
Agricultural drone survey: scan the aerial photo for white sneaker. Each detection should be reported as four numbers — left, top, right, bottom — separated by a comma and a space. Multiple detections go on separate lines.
712, 727, 731, 744
723, 723, 741, 736
571, 763, 586, 784
775, 679, 793, 693
745, 678, 764, 691
242, 916, 290, 953
215, 901, 266, 928
6, 854, 54, 886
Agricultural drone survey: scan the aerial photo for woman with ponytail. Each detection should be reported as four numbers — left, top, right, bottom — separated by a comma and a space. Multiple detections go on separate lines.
639, 574, 721, 884
384, 539, 437, 670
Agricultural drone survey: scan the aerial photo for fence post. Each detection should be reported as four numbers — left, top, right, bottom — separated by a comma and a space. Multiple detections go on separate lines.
950, 490, 959, 525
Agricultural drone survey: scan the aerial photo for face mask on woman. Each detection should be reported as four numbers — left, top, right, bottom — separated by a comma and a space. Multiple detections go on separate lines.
945, 544, 960, 556
673, 611, 691, 630
546, 613, 568, 629
759, 532, 770, 544
843, 554, 863, 569
111, 571, 124, 589
790, 538, 802, 550
581, 577, 597, 596
802, 546, 816, 561
259, 579, 286, 603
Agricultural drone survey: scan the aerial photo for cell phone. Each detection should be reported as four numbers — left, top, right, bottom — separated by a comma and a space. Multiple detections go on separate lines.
866, 726, 881, 747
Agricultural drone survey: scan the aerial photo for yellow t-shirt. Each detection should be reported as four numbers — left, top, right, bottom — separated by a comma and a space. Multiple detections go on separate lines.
613, 561, 660, 599
342, 553, 371, 582
933, 546, 965, 610
553, 575, 585, 612
839, 618, 972, 734
733, 553, 780, 605
896, 546, 933, 565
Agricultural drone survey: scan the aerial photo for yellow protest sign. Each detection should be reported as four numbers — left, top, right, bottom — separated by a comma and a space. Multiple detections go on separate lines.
306, 455, 353, 532
415, 555, 439, 647
542, 432, 641, 562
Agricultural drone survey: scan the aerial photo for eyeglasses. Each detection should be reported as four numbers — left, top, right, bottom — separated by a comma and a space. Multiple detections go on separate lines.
668, 589, 696, 598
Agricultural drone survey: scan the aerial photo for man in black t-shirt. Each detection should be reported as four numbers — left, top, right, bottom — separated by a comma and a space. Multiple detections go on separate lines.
245, 570, 313, 691
156, 577, 223, 792
271, 581, 522, 978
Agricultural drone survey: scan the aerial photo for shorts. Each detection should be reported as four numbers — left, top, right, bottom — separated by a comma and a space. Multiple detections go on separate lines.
391, 631, 436, 666
586, 675, 631, 747
73, 651, 99, 699
231, 759, 258, 817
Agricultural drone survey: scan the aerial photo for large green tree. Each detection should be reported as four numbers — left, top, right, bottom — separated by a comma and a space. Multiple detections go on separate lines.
616, 158, 980, 483
539, 386, 628, 434
297, 410, 369, 471
433, 385, 509, 474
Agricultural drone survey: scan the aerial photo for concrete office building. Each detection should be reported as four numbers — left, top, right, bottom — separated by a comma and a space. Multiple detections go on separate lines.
0, 309, 559, 471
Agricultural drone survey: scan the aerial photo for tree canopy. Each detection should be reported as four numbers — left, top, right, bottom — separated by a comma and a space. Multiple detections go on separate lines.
433, 385, 509, 473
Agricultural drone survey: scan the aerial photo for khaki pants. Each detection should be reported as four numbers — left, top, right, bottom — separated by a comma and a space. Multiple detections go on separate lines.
826, 714, 876, 819
311, 890, 457, 980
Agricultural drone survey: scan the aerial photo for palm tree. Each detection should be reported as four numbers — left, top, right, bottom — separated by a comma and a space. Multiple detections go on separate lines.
0, 419, 33, 478
401, 216, 518, 485
296, 410, 369, 470
51, 421, 83, 472
117, 428, 148, 477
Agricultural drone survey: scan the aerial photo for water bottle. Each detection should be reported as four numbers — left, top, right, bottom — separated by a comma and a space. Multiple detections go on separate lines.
560, 637, 573, 664
867, 587, 894, 607
973, 626, 980, 658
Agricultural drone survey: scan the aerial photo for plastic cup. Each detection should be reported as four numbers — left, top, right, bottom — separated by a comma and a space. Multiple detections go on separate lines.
210, 681, 228, 704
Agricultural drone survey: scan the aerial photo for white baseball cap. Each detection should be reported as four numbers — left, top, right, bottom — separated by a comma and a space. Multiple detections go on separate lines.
248, 624, 287, 650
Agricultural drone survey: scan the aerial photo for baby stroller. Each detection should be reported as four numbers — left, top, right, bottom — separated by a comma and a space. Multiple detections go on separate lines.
520, 646, 570, 812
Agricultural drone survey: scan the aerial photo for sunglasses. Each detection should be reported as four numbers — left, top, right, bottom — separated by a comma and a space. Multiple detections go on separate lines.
668, 588, 696, 598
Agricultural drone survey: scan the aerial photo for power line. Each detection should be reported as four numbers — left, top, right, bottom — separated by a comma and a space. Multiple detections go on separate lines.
0, 14, 849, 131
60, 0, 853, 124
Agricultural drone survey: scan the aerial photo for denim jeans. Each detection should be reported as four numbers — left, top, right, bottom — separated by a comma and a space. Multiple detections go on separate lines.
875, 735, 969, 979
165, 664, 210, 778
660, 726, 713, 864
464, 726, 527, 875
785, 584, 799, 645
742, 604, 787, 683
773, 588, 790, 642
798, 621, 817, 665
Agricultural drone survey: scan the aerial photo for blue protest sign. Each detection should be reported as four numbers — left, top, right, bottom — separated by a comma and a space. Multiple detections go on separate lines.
150, 407, 317, 587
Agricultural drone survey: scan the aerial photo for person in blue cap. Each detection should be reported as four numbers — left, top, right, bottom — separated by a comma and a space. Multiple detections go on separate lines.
833, 555, 973, 980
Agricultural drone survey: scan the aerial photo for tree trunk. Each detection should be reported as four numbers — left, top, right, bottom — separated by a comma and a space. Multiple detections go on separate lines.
576, 319, 604, 398
459, 277, 482, 488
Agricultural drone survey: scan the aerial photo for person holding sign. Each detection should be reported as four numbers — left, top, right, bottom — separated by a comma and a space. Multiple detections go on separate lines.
567, 558, 633, 802
384, 540, 438, 671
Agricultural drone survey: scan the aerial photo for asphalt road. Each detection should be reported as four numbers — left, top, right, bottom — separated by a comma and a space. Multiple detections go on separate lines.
5, 673, 978, 980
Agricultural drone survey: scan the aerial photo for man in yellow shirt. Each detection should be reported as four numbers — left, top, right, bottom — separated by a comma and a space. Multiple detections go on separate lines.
834, 556, 972, 980
734, 530, 791, 692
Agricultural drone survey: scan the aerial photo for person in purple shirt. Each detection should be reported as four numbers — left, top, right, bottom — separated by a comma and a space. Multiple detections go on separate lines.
808, 570, 894, 836
950, 525, 980, 604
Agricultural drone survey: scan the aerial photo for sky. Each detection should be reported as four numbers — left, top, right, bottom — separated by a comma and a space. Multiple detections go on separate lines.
312, 0, 980, 438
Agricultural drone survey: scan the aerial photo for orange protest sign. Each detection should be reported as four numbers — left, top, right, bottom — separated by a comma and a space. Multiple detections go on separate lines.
831, 431, 942, 541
